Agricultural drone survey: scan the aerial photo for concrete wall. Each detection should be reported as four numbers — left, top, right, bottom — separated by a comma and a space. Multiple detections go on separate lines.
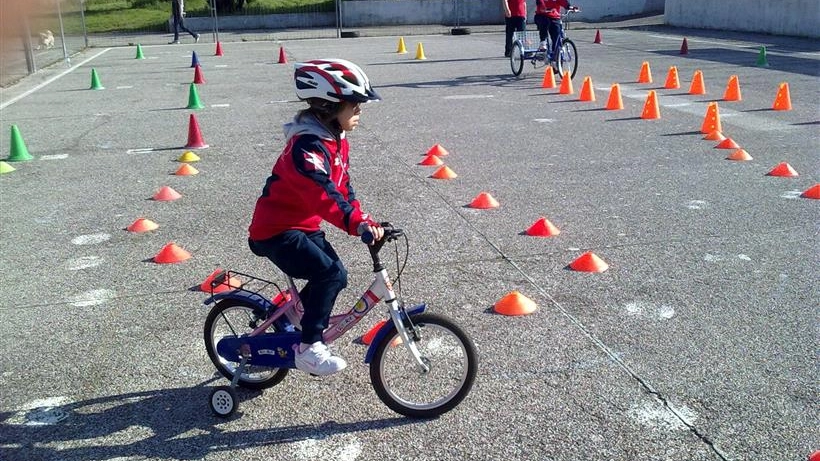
665, 0, 820, 38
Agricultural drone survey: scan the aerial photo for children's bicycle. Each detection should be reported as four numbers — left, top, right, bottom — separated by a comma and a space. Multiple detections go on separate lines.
509, 9, 579, 79
203, 224, 478, 418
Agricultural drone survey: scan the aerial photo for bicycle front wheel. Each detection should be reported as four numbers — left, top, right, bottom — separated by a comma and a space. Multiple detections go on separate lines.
510, 42, 524, 76
370, 313, 478, 418
555, 38, 578, 80
204, 300, 289, 390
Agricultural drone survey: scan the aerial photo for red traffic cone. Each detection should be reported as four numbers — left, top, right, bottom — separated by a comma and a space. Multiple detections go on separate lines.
593, 30, 602, 44
193, 64, 206, 84
153, 242, 191, 264
215, 41, 223, 56
679, 37, 689, 55
185, 113, 209, 149
569, 251, 609, 272
525, 217, 560, 237
278, 46, 287, 64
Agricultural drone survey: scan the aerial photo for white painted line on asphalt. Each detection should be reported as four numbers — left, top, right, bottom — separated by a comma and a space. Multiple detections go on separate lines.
71, 233, 111, 245
116, 85, 134, 89
533, 118, 556, 123
66, 256, 104, 270
40, 154, 69, 160
211, 103, 230, 108
215, 64, 228, 68
0, 48, 111, 110
8, 397, 72, 426
444, 94, 494, 100
69, 289, 116, 307
126, 148, 155, 154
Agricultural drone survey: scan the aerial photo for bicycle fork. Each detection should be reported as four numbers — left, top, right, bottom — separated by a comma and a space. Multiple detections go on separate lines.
386, 301, 430, 374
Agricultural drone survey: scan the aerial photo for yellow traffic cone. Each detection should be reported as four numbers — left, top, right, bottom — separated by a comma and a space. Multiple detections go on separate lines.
397, 37, 407, 54
415, 43, 427, 60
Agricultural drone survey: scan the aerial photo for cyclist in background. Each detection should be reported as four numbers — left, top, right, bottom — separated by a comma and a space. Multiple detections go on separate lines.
503, 0, 527, 57
534, 0, 576, 51
248, 59, 384, 376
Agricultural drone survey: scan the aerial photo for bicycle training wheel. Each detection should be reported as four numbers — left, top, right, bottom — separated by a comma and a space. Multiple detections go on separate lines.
204, 300, 289, 390
555, 38, 578, 80
510, 42, 524, 76
370, 313, 478, 418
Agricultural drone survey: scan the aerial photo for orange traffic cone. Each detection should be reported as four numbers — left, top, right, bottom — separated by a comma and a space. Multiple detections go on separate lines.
126, 218, 159, 233
185, 113, 209, 149
637, 61, 652, 83
277, 46, 287, 64
679, 37, 689, 55
215, 41, 223, 56
153, 242, 192, 264
664, 66, 680, 89
726, 149, 752, 161
361, 320, 387, 345
541, 66, 556, 89
641, 91, 660, 120
579, 76, 595, 102
605, 83, 624, 110
703, 130, 725, 141
700, 102, 722, 134
723, 75, 741, 101
767, 162, 798, 177
430, 166, 457, 179
199, 268, 240, 293
558, 72, 573, 94
569, 251, 609, 272
593, 30, 602, 44
426, 144, 450, 157
772, 82, 792, 110
193, 64, 206, 84
689, 69, 706, 95
809, 450, 820, 461
468, 192, 500, 209
493, 291, 537, 316
175, 163, 199, 175
525, 217, 560, 237
418, 154, 443, 166
800, 184, 820, 199
715, 137, 740, 149
152, 186, 182, 201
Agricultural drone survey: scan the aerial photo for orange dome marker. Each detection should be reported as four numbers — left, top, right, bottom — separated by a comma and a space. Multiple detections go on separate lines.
361, 319, 387, 345
700, 101, 721, 134
579, 76, 595, 102
541, 66, 556, 89
525, 217, 560, 237
430, 165, 457, 179
800, 184, 820, 199
664, 66, 680, 89
772, 82, 792, 110
767, 162, 798, 177
726, 149, 752, 161
641, 90, 660, 120
689, 69, 706, 95
418, 154, 443, 166
426, 144, 449, 157
702, 130, 725, 141
468, 192, 499, 209
558, 71, 574, 94
175, 163, 199, 176
569, 251, 609, 272
637, 61, 652, 83
126, 218, 159, 233
152, 186, 182, 201
199, 268, 241, 293
605, 83, 624, 110
723, 75, 741, 101
153, 242, 191, 264
715, 137, 740, 149
809, 450, 820, 461
493, 291, 537, 316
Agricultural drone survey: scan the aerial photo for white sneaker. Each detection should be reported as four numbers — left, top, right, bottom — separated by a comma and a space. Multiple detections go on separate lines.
294, 342, 347, 376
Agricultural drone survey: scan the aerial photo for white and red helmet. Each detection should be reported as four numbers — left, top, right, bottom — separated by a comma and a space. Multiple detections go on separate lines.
294, 59, 381, 104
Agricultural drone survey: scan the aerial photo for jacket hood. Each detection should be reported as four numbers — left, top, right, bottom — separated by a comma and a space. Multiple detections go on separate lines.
283, 111, 345, 142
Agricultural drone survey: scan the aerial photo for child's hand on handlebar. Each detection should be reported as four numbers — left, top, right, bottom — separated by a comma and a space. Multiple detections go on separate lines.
357, 222, 384, 244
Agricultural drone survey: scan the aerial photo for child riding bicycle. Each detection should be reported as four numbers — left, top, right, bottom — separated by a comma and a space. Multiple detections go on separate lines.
534, 0, 578, 52
248, 59, 384, 377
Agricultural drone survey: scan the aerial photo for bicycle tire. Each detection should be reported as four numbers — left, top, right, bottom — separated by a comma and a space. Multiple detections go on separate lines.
204, 300, 289, 390
555, 38, 578, 80
370, 313, 478, 418
510, 42, 524, 76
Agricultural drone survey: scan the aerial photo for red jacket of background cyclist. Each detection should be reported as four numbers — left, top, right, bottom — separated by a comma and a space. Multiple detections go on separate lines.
535, 0, 570, 19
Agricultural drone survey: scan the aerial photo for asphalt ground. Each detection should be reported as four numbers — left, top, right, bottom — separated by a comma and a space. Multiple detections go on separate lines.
0, 26, 818, 461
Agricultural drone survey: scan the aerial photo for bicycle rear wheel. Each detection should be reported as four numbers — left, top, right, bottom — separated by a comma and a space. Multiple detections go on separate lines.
555, 38, 578, 80
370, 313, 478, 418
510, 42, 524, 76
204, 300, 289, 390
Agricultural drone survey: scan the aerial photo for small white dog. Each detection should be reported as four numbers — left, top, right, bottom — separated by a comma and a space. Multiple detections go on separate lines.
36, 30, 55, 50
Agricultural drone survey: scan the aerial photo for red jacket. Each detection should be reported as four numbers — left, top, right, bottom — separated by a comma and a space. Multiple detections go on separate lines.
535, 0, 569, 19
506, 0, 526, 17
249, 113, 375, 241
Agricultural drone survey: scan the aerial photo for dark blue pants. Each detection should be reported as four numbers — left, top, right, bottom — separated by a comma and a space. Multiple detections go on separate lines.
249, 230, 348, 344
172, 14, 197, 41
504, 16, 526, 56
535, 17, 563, 52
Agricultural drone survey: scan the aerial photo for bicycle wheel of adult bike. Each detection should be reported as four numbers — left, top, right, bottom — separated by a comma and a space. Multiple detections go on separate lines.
555, 38, 578, 80
370, 313, 478, 418
509, 42, 524, 76
204, 300, 289, 390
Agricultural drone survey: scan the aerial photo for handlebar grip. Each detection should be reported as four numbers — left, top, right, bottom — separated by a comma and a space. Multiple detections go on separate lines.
361, 231, 374, 244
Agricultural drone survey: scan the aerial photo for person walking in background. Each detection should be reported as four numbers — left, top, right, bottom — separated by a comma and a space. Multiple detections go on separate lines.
170, 0, 200, 44
503, 0, 526, 57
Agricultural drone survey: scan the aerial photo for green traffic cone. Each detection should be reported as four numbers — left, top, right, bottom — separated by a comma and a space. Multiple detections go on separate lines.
186, 83, 204, 109
90, 68, 104, 90
0, 161, 16, 173
756, 46, 769, 67
7, 125, 33, 162
136, 44, 145, 59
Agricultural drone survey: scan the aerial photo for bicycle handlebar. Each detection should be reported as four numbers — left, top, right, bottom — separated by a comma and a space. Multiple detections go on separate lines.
361, 222, 404, 245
